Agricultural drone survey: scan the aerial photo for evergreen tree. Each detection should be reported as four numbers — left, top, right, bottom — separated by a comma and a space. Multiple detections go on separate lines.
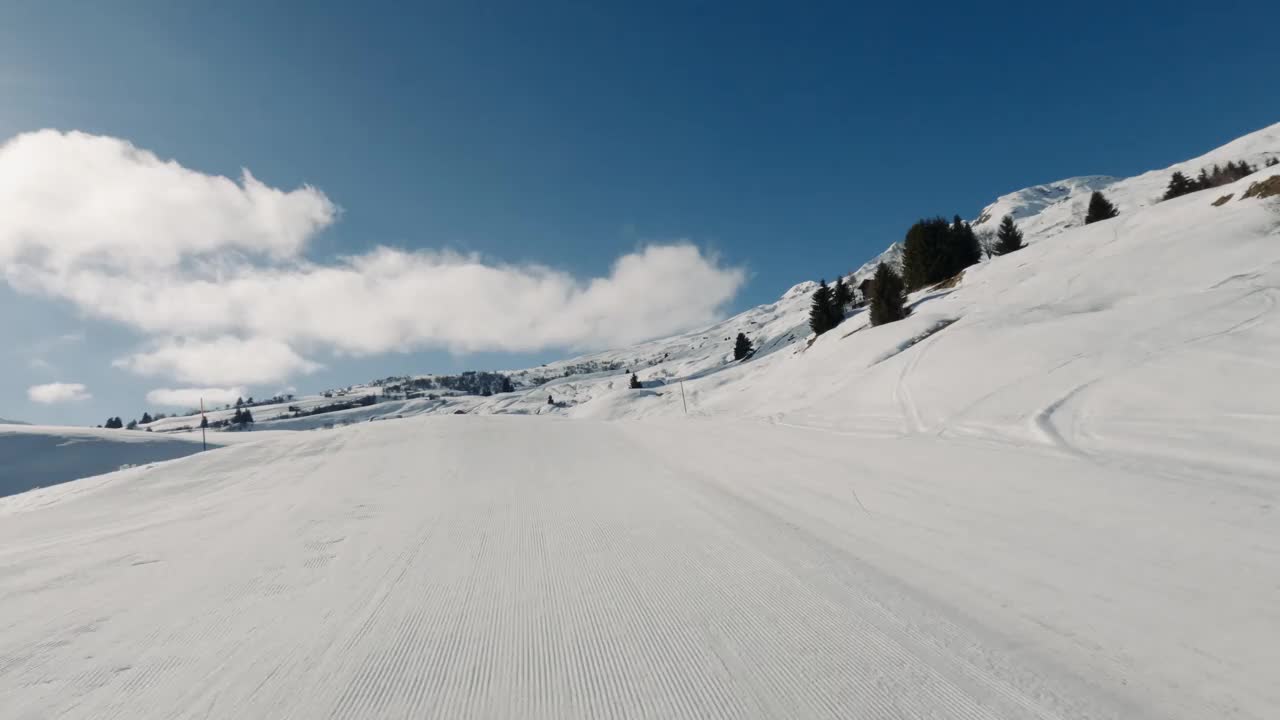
140, 412, 153, 424
901, 216, 980, 290
901, 217, 951, 290
993, 215, 1025, 255
547, 395, 555, 406
950, 215, 982, 270
832, 277, 853, 312
1267, 157, 1279, 167
126, 419, 138, 430
629, 373, 642, 389
733, 332, 754, 361
1163, 171, 1194, 200
809, 280, 837, 336
1195, 167, 1211, 189
868, 263, 909, 326
235, 397, 244, 408
500, 376, 515, 393
1084, 191, 1119, 224
826, 282, 846, 329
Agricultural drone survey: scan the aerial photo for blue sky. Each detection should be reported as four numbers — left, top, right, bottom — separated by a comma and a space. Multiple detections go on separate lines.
2, 1, 1277, 425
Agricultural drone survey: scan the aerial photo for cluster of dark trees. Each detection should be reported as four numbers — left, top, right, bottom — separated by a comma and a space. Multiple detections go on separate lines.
809, 212, 1036, 333
808, 277, 853, 336
868, 263, 909, 327
230, 394, 291, 409
901, 216, 982, 290
1163, 160, 1265, 201
99, 394, 303, 431
385, 371, 515, 397
196, 407, 255, 430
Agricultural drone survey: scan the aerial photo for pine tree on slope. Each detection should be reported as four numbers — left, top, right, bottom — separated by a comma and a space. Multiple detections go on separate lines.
733, 332, 754, 361
629, 373, 642, 389
901, 217, 951, 290
1084, 191, 1119, 224
993, 215, 1025, 255
869, 263, 910, 327
809, 280, 837, 336
1163, 171, 1194, 200
950, 215, 983, 270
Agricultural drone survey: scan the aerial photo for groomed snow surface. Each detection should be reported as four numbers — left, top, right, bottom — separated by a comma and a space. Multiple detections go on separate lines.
3, 123, 1280, 718
3, 417, 1275, 719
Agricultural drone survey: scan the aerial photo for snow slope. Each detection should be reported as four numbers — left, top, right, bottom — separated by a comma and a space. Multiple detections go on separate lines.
4, 123, 1278, 718
971, 122, 1280, 241
431, 125, 1280, 478
2, 415, 1276, 719
126, 122, 1280, 441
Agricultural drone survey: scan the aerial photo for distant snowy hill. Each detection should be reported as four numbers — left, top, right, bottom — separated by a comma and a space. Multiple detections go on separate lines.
117, 119, 1280, 466
416, 120, 1280, 444
0, 417, 31, 425
971, 122, 1280, 241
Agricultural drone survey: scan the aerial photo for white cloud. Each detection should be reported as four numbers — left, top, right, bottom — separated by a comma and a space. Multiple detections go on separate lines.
0, 130, 747, 387
146, 387, 247, 409
115, 336, 321, 386
27, 382, 91, 404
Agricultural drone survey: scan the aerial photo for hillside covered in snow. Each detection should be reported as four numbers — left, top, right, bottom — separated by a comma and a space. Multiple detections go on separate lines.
3, 122, 1280, 719
160, 120, 1280, 467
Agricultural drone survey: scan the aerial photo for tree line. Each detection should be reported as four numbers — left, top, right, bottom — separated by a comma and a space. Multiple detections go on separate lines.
1163, 159, 1267, 201
803, 209, 1036, 339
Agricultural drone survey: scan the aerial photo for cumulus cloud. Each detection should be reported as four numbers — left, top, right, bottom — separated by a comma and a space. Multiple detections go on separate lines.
0, 130, 747, 387
114, 336, 321, 386
146, 387, 247, 409
28, 382, 91, 404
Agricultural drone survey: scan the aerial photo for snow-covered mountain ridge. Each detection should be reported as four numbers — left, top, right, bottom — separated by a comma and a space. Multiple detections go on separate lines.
131, 121, 1280, 466
401, 121, 1280, 433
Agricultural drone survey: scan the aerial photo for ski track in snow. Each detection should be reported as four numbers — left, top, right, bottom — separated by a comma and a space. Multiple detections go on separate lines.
3, 416, 1277, 719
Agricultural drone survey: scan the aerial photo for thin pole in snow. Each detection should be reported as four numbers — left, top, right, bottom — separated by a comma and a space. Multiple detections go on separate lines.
679, 381, 688, 416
